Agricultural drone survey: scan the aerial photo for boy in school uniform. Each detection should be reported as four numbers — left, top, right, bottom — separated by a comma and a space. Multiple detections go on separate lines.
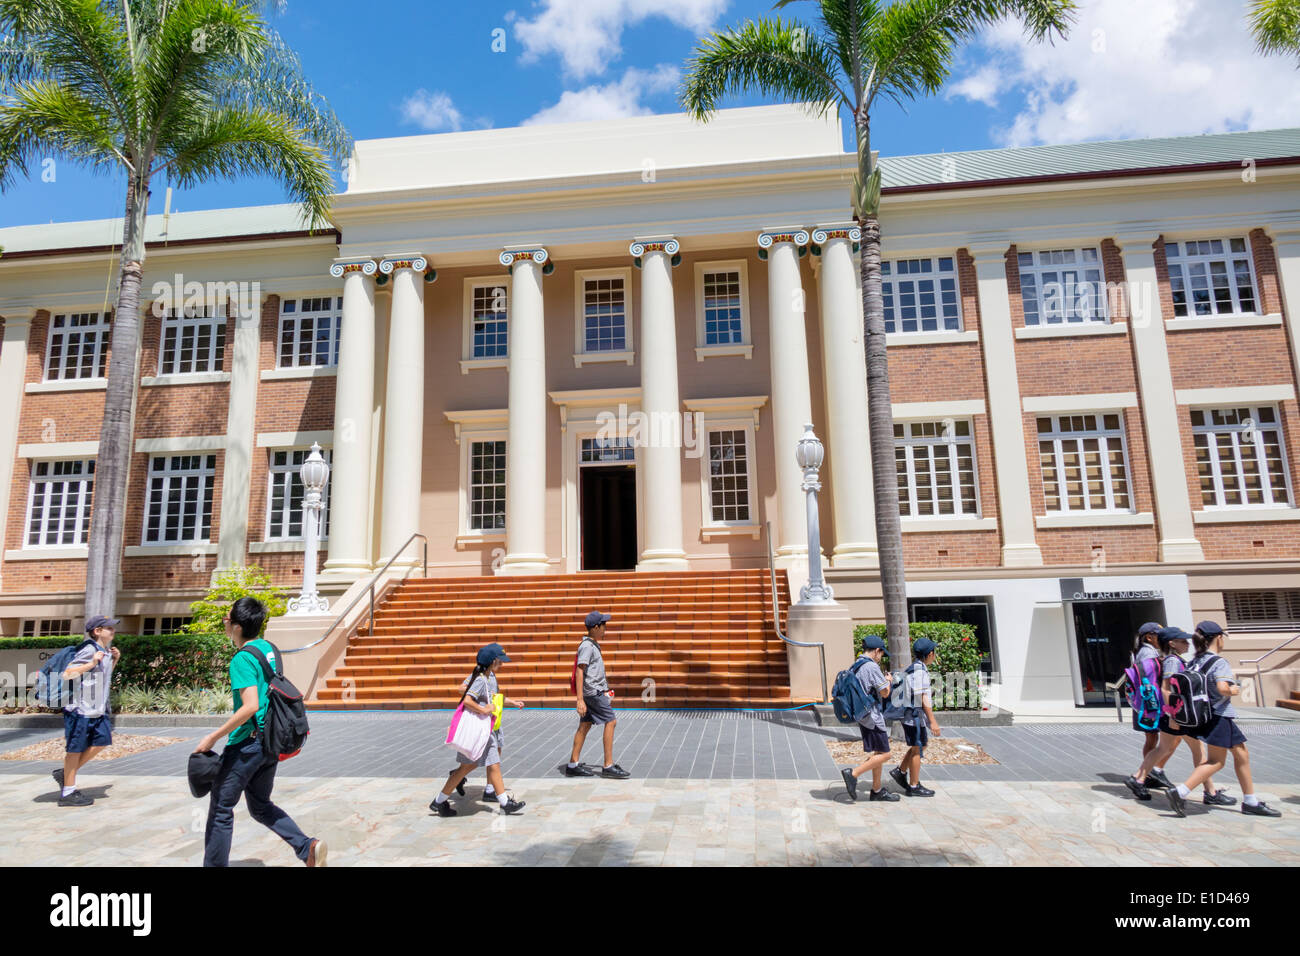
839, 634, 898, 802
565, 611, 630, 779
890, 637, 941, 797
54, 615, 120, 807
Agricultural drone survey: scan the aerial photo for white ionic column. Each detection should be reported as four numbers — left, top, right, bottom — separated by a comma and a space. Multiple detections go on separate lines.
1114, 231, 1203, 563
812, 225, 877, 568
499, 248, 551, 575
215, 289, 262, 572
378, 255, 428, 566
631, 237, 688, 571
969, 241, 1043, 567
324, 258, 378, 578
760, 229, 816, 566
1266, 223, 1300, 405
0, 311, 33, 590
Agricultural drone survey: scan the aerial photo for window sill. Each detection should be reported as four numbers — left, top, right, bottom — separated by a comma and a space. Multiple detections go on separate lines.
1193, 507, 1300, 524
4, 547, 88, 561
260, 366, 337, 381
1015, 322, 1126, 340
456, 532, 505, 548
695, 344, 753, 361
573, 350, 635, 368
141, 372, 231, 387
901, 517, 997, 533
1035, 512, 1154, 529
459, 358, 507, 375
124, 543, 220, 557
701, 524, 761, 540
1166, 313, 1282, 332
886, 330, 979, 347
25, 378, 107, 393
248, 539, 329, 553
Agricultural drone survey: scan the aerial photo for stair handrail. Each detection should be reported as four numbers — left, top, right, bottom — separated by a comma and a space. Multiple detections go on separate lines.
282, 532, 429, 655
765, 520, 828, 704
1241, 632, 1300, 707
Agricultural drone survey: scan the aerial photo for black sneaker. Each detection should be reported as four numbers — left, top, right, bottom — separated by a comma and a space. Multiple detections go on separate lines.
868, 788, 900, 802
447, 770, 465, 797
601, 764, 631, 779
889, 767, 909, 791
1242, 802, 1282, 818
1145, 769, 1173, 790
1166, 789, 1187, 818
52, 768, 64, 788
1124, 776, 1153, 801
564, 763, 596, 777
905, 784, 935, 797
840, 767, 859, 801
58, 790, 92, 807
481, 790, 498, 802
499, 799, 526, 815
1203, 789, 1237, 806
430, 799, 458, 817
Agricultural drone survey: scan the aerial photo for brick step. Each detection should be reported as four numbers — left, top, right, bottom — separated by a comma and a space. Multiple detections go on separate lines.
323, 672, 790, 692
309, 696, 800, 711
328, 664, 790, 683
396, 570, 769, 584
362, 611, 771, 625
386, 585, 782, 600
377, 598, 779, 613
314, 682, 794, 702
359, 627, 770, 641
1278, 698, 1300, 711
335, 654, 788, 672
344, 640, 780, 657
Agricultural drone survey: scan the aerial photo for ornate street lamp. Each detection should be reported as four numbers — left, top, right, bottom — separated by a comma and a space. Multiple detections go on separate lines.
795, 423, 833, 604
288, 443, 330, 615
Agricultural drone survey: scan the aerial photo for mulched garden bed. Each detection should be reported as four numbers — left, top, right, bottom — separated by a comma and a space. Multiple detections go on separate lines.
0, 734, 180, 762
826, 735, 998, 766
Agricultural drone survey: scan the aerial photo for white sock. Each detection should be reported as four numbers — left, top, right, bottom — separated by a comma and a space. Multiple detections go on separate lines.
434, 792, 448, 805
1176, 784, 1190, 798
496, 793, 510, 807
566, 761, 578, 769
1244, 793, 1260, 806
1153, 766, 1165, 772
484, 787, 496, 797
61, 786, 75, 797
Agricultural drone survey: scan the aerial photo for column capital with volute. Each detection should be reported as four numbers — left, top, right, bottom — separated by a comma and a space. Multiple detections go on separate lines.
329, 257, 377, 278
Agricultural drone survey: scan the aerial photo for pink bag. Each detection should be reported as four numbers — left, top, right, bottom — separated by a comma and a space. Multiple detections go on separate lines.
445, 702, 492, 762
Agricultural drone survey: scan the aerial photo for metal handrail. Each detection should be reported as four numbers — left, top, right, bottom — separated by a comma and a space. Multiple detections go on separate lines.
765, 521, 828, 704
282, 532, 429, 655
1242, 632, 1300, 706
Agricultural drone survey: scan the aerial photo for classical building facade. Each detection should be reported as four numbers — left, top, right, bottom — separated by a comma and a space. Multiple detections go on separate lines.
1, 105, 1298, 714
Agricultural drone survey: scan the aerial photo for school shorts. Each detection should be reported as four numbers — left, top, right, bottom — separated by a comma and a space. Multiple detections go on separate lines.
63, 712, 112, 753
1195, 715, 1247, 750
457, 729, 502, 768
579, 692, 616, 725
1158, 714, 1185, 737
859, 725, 890, 754
903, 722, 929, 754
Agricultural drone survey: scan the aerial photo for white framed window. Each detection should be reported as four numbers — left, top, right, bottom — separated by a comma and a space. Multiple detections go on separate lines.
44, 311, 111, 381
25, 459, 95, 547
574, 268, 633, 365
462, 277, 510, 365
21, 619, 73, 638
1191, 406, 1291, 508
881, 256, 961, 334
1017, 247, 1107, 325
265, 448, 333, 540
1165, 238, 1259, 317
143, 454, 217, 544
694, 261, 752, 358
893, 420, 979, 518
467, 439, 506, 532
140, 616, 193, 635
159, 303, 226, 375
705, 428, 753, 525
1036, 413, 1133, 513
277, 295, 342, 368
581, 437, 636, 463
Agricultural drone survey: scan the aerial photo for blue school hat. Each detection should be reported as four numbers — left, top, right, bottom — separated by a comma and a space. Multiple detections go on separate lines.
584, 610, 611, 629
1195, 620, 1224, 637
84, 615, 120, 633
861, 635, 887, 651
912, 637, 937, 658
1156, 626, 1189, 646
1137, 622, 1162, 636
476, 643, 510, 667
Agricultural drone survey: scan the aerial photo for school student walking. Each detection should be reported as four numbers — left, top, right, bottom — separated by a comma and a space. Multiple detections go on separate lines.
565, 611, 630, 779
839, 634, 898, 802
1166, 622, 1282, 818
1125, 621, 1164, 778
54, 615, 120, 807
889, 637, 940, 797
432, 643, 527, 816
448, 668, 497, 803
1125, 627, 1234, 805
194, 597, 326, 866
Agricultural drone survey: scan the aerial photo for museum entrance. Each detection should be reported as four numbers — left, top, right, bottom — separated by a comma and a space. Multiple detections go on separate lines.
579, 438, 637, 571
1070, 598, 1167, 706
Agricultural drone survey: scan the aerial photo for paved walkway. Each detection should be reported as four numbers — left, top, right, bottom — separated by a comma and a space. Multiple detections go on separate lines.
2, 712, 1297, 866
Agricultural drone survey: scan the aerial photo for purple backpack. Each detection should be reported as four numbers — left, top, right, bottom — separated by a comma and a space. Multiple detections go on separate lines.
1123, 653, 1163, 731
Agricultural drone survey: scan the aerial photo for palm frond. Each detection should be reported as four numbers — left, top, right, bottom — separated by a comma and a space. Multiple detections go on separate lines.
1250, 0, 1300, 59
0, 78, 123, 187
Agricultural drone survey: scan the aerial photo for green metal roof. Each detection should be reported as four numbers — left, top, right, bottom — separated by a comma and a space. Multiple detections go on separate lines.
878, 127, 1300, 189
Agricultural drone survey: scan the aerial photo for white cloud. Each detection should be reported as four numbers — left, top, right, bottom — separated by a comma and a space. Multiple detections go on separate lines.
522, 65, 680, 125
947, 0, 1300, 145
511, 0, 728, 80
399, 90, 464, 132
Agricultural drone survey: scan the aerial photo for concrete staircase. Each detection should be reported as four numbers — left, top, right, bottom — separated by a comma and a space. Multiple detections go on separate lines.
310, 569, 796, 709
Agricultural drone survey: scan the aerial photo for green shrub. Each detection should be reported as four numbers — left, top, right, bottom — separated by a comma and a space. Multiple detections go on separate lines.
106, 684, 229, 714
853, 621, 985, 711
3, 633, 233, 690
185, 565, 287, 636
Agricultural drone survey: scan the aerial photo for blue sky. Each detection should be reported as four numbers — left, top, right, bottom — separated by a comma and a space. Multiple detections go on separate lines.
3, 0, 1298, 228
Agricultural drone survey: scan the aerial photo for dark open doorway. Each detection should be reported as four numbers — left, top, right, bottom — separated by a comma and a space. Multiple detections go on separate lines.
1071, 599, 1166, 705
580, 465, 636, 571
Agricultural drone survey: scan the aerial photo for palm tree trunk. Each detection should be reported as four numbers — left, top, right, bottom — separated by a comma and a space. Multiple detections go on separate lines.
859, 216, 911, 670
84, 173, 149, 618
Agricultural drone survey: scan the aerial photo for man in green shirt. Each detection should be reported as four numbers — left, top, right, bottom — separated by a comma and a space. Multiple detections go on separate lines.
194, 597, 325, 867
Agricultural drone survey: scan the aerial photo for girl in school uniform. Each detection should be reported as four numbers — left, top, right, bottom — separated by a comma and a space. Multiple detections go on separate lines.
1166, 622, 1281, 818
1125, 622, 1164, 785
431, 643, 526, 816
1126, 627, 1233, 805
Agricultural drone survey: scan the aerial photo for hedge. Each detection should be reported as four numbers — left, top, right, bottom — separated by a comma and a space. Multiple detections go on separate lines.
853, 621, 985, 711
2, 633, 230, 689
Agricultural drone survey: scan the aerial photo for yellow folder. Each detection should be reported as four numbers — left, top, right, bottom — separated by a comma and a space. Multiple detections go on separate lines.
492, 693, 504, 730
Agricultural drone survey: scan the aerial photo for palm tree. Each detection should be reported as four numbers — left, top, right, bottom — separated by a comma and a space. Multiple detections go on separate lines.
1250, 0, 1300, 60
682, 0, 1074, 668
0, 0, 349, 618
